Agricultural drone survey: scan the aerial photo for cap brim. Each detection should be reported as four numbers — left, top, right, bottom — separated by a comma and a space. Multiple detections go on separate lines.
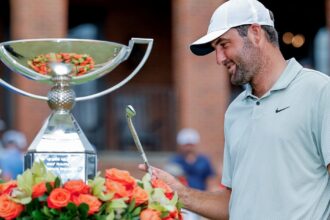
190, 29, 229, 56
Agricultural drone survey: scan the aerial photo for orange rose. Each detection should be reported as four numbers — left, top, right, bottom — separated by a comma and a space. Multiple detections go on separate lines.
105, 180, 131, 199
140, 209, 162, 220
72, 194, 101, 215
0, 194, 24, 220
130, 186, 148, 206
105, 168, 136, 189
32, 181, 54, 199
0, 181, 17, 195
47, 188, 71, 209
63, 180, 90, 194
151, 179, 173, 194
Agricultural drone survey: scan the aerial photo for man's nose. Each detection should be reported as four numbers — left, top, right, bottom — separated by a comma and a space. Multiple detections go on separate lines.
215, 47, 226, 65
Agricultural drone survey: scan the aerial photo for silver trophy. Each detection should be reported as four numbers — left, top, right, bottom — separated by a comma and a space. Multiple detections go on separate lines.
0, 38, 153, 182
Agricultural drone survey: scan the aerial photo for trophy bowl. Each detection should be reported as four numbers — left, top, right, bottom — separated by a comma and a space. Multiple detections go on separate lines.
0, 38, 153, 182
0, 38, 134, 84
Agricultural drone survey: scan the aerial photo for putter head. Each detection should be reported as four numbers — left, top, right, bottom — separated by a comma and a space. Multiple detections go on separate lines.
126, 105, 136, 118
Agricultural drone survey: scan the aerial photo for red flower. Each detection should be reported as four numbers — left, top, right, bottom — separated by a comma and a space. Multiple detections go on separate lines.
32, 182, 47, 199
63, 180, 90, 195
0, 194, 24, 220
140, 209, 162, 220
32, 181, 54, 199
72, 194, 101, 215
105, 180, 131, 199
130, 186, 148, 206
162, 209, 183, 220
105, 168, 136, 189
0, 181, 17, 195
47, 188, 71, 209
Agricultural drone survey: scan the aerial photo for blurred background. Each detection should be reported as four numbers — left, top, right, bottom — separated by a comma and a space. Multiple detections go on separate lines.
0, 0, 325, 181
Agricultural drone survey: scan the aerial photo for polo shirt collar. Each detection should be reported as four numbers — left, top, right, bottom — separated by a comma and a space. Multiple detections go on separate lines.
244, 58, 303, 99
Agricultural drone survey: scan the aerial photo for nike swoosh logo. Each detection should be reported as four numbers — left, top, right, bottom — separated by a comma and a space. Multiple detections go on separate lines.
275, 106, 290, 113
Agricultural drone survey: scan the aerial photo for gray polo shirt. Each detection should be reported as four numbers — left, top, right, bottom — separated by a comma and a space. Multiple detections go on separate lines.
222, 58, 330, 220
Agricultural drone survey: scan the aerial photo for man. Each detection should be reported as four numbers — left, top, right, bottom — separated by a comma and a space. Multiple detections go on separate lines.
140, 0, 330, 219
170, 128, 216, 191
0, 130, 27, 180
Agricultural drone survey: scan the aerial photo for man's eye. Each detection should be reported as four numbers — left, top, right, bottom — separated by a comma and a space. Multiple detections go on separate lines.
220, 43, 229, 48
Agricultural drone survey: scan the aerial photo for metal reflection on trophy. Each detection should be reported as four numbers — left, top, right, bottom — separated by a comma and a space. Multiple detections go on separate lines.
0, 38, 153, 182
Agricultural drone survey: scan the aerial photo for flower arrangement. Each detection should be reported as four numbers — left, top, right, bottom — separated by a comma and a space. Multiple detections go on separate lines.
27, 53, 95, 76
0, 162, 183, 220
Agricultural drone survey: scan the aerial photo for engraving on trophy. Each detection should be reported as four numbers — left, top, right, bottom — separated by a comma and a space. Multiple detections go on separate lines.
0, 38, 153, 182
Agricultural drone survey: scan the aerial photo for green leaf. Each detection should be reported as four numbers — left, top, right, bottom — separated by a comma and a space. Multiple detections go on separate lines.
99, 192, 113, 202
50, 208, 60, 216
54, 176, 61, 188
131, 206, 141, 216
169, 192, 178, 206
105, 199, 127, 214
38, 194, 48, 202
107, 199, 127, 209
88, 174, 113, 201
95, 215, 107, 220
98, 203, 107, 214
31, 161, 47, 177
41, 206, 53, 217
160, 211, 170, 218
78, 203, 89, 219
105, 211, 115, 220
127, 199, 136, 212
46, 182, 53, 194
17, 169, 33, 196
141, 174, 153, 193
67, 202, 78, 213
32, 210, 48, 220
31, 161, 56, 184
10, 188, 32, 205
11, 195, 32, 205
151, 188, 170, 205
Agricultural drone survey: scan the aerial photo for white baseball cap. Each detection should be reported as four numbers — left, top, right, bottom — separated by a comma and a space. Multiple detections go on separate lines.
190, 0, 274, 56
176, 128, 200, 145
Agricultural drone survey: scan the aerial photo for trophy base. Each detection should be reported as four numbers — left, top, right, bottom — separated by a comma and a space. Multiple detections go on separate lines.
24, 111, 97, 182
24, 152, 96, 182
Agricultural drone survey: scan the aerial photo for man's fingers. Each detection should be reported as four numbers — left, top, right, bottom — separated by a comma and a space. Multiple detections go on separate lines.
138, 163, 146, 171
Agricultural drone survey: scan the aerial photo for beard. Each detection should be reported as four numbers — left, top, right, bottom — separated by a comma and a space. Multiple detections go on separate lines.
230, 38, 262, 86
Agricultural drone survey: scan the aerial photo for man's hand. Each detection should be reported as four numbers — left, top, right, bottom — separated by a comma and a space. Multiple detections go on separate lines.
138, 164, 231, 220
138, 164, 186, 194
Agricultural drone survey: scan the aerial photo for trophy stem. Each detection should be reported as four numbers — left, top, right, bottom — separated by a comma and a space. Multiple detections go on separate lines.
47, 64, 76, 113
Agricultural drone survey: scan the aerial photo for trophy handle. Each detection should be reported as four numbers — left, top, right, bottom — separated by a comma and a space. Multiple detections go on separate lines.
0, 78, 48, 101
75, 38, 153, 102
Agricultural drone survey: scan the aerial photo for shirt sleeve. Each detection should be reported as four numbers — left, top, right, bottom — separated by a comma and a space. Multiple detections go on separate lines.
221, 140, 232, 188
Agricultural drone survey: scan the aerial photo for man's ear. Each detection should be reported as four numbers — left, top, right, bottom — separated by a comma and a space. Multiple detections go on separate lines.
248, 24, 263, 45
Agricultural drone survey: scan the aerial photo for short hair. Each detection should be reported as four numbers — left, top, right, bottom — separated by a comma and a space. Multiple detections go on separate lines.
234, 24, 279, 47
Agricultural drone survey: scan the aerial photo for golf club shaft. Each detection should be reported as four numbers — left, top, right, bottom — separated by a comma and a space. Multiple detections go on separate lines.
127, 117, 153, 176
